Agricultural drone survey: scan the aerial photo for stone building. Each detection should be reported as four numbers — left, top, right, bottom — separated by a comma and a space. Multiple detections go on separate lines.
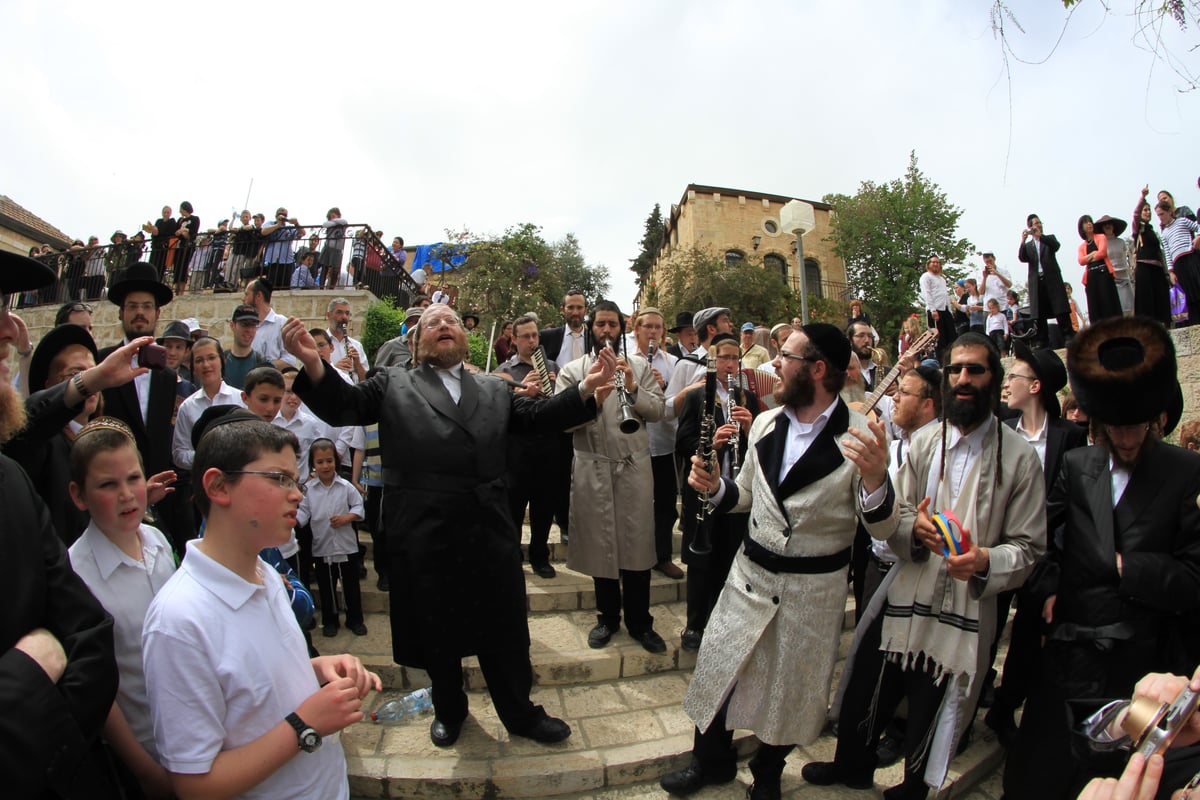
641, 183, 848, 309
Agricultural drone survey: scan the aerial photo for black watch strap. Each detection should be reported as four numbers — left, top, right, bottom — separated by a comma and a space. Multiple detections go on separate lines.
285, 712, 321, 752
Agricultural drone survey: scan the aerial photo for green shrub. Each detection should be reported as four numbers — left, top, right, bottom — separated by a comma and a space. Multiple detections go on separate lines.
363, 300, 406, 364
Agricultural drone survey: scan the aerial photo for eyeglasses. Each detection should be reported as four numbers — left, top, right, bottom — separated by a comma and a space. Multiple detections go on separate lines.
223, 470, 306, 495
944, 363, 989, 376
1004, 372, 1037, 383
422, 317, 462, 330
64, 302, 93, 314
776, 351, 818, 365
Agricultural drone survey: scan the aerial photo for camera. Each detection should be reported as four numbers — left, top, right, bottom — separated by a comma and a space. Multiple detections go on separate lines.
1121, 681, 1199, 758
137, 342, 168, 370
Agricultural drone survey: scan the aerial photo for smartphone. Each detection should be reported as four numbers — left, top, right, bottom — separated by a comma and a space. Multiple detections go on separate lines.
138, 342, 168, 370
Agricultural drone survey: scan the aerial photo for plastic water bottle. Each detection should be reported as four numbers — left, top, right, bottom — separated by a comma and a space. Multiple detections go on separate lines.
371, 688, 433, 724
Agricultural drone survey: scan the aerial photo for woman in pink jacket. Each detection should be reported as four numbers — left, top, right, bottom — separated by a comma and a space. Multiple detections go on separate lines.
1077, 214, 1122, 323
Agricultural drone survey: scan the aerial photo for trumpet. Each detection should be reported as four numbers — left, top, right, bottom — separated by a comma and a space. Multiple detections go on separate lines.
607, 339, 641, 435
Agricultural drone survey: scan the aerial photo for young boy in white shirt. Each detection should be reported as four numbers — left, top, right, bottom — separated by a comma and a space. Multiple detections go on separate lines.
298, 438, 366, 638
143, 412, 379, 799
67, 417, 176, 798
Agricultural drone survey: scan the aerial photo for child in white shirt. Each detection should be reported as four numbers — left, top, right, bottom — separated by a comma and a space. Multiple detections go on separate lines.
67, 417, 176, 799
985, 297, 1009, 354
298, 438, 366, 638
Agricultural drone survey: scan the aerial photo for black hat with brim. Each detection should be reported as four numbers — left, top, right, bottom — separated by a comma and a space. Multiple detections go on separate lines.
1, 250, 56, 294
107, 262, 173, 307
1012, 339, 1067, 418
29, 324, 98, 394
669, 311, 695, 333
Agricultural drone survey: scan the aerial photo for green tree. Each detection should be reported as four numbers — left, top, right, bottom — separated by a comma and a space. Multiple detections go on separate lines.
552, 232, 611, 305
657, 246, 793, 328
631, 204, 665, 290
823, 151, 973, 356
362, 298, 407, 364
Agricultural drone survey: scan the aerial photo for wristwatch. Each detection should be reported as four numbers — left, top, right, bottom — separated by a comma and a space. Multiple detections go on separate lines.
285, 712, 322, 752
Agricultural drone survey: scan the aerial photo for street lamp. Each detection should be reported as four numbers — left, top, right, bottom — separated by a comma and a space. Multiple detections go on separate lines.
780, 200, 816, 322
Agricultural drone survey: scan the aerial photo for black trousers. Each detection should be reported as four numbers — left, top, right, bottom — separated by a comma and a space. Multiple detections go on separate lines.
1134, 260, 1172, 326
683, 512, 744, 632
693, 694, 795, 774
423, 648, 543, 733
850, 522, 871, 623
833, 608, 947, 797
650, 453, 679, 563
315, 552, 363, 627
594, 570, 652, 634
508, 470, 556, 567
927, 309, 957, 357
364, 484, 386, 578
989, 587, 1043, 718
552, 434, 573, 540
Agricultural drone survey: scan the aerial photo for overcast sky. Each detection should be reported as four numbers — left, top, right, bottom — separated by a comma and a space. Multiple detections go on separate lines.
3, 0, 1197, 311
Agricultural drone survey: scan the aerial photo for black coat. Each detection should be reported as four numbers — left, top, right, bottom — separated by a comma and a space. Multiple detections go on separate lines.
295, 360, 596, 668
0, 454, 117, 798
94, 346, 178, 476
1004, 416, 1089, 492
1019, 234, 1070, 319
537, 324, 592, 365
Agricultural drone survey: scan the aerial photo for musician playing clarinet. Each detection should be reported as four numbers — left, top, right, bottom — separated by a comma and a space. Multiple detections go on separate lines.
660, 323, 894, 800
494, 314, 564, 580
674, 333, 759, 654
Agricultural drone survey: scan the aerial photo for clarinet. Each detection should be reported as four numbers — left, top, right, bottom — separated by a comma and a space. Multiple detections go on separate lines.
608, 338, 641, 434
531, 346, 554, 396
690, 355, 718, 555
727, 364, 742, 480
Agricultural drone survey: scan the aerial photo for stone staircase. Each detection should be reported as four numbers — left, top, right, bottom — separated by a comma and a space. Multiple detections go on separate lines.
323, 531, 1009, 799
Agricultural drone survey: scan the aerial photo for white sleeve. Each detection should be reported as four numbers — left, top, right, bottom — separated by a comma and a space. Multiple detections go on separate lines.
172, 403, 195, 470
143, 626, 226, 774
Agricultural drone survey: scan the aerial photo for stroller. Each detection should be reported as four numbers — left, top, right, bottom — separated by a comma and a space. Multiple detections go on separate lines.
1008, 306, 1037, 356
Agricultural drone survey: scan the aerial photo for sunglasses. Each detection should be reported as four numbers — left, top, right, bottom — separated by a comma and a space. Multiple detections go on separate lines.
944, 363, 989, 376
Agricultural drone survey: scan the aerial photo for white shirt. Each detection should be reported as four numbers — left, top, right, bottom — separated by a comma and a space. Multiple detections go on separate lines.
124, 339, 151, 423
172, 382, 245, 469
273, 409, 327, 482
1015, 413, 1049, 468
433, 363, 465, 404
297, 475, 365, 559
143, 541, 348, 798
642, 347, 679, 457
875, 418, 940, 563
939, 420, 991, 506
254, 307, 295, 366
69, 522, 176, 760
986, 311, 1009, 335
919, 271, 950, 312
554, 326, 586, 366
663, 344, 708, 422
980, 265, 1012, 305
1110, 457, 1132, 506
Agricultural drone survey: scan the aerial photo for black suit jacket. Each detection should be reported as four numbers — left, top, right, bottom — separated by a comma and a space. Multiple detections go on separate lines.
95, 344, 178, 475
1018, 234, 1069, 319
537, 324, 592, 365
1005, 415, 1088, 490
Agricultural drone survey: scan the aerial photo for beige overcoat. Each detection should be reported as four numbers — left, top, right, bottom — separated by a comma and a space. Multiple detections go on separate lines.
557, 353, 665, 579
683, 400, 895, 745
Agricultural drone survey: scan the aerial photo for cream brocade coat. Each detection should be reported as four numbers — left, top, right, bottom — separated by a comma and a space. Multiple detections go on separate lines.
683, 401, 895, 745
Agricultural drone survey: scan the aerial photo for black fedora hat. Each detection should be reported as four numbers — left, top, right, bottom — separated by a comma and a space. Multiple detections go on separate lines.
461, 311, 480, 325
107, 262, 173, 307
1011, 339, 1068, 418
1, 249, 56, 294
668, 311, 694, 333
29, 324, 98, 393
1068, 317, 1175, 426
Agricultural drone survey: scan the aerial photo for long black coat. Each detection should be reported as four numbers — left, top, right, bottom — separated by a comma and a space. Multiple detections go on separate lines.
295, 361, 596, 668
0, 454, 117, 798
1019, 234, 1070, 319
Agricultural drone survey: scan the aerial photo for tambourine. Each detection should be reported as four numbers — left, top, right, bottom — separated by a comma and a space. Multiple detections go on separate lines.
931, 510, 965, 557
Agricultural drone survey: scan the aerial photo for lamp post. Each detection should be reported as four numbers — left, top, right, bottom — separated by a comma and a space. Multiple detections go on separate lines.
780, 200, 816, 322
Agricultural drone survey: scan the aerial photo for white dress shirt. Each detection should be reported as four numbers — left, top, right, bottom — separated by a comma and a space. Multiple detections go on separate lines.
296, 475, 365, 559
172, 382, 246, 469
1015, 413, 1049, 468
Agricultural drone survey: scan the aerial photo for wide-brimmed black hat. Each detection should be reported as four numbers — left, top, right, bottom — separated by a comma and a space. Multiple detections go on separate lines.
0, 249, 56, 293
107, 262, 173, 307
461, 311, 480, 325
1012, 339, 1068, 418
1068, 317, 1176, 425
29, 324, 98, 393
668, 311, 695, 333
1093, 215, 1128, 238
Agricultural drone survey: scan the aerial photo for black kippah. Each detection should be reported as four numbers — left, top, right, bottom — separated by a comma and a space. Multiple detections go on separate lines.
191, 406, 262, 449
800, 323, 852, 371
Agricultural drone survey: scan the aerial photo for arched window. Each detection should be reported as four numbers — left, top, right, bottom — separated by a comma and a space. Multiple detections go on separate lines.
764, 254, 787, 283
804, 259, 822, 297
725, 249, 745, 266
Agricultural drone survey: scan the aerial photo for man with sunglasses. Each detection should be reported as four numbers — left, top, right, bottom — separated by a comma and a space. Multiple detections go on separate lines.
804, 332, 1045, 800
663, 323, 894, 799
282, 304, 618, 750
1004, 317, 1200, 799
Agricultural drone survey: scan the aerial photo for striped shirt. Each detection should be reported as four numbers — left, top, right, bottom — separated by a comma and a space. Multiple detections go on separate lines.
1160, 216, 1199, 265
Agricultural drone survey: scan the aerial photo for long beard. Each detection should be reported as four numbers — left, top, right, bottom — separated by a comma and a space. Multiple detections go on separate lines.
944, 385, 992, 428
418, 334, 469, 369
777, 366, 816, 409
0, 383, 28, 446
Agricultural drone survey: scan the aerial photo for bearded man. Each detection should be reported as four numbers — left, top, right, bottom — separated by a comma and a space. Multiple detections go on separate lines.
1004, 317, 1200, 799
283, 303, 617, 749
804, 332, 1045, 800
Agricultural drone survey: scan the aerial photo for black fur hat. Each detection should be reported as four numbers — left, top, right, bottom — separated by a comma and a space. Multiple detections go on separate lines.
1067, 317, 1177, 425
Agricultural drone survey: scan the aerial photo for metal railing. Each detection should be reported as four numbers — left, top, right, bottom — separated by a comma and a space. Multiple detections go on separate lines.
785, 276, 852, 301
8, 223, 419, 310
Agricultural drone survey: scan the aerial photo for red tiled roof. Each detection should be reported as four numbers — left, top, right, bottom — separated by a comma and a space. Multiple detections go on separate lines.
0, 195, 71, 248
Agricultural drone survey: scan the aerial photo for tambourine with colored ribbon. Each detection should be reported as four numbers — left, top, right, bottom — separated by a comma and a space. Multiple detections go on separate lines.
931, 510, 965, 557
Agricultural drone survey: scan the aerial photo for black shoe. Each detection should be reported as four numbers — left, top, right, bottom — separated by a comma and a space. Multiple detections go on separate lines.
430, 717, 463, 747
984, 707, 1018, 748
660, 758, 737, 796
588, 621, 616, 649
876, 733, 903, 767
681, 628, 703, 652
532, 563, 557, 579
800, 761, 874, 790
376, 575, 390, 592
511, 715, 571, 744
322, 623, 339, 638
349, 623, 368, 636
631, 628, 667, 654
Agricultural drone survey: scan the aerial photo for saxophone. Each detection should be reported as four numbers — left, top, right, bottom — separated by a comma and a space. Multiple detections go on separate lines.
530, 346, 554, 396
